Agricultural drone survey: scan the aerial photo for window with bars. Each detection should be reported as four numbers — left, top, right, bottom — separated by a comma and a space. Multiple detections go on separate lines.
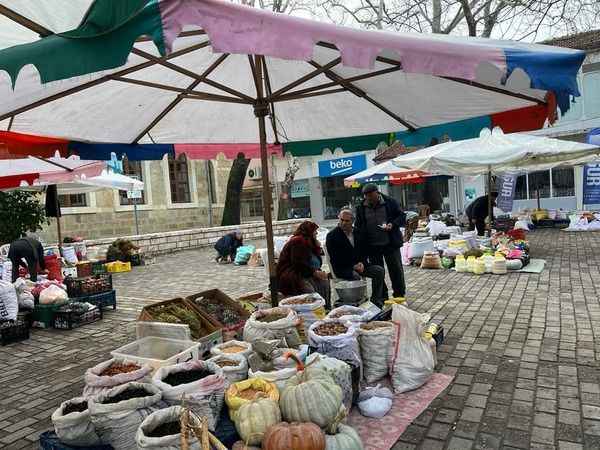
168, 154, 191, 204
552, 167, 575, 197
528, 170, 551, 199
119, 159, 146, 205
59, 193, 87, 208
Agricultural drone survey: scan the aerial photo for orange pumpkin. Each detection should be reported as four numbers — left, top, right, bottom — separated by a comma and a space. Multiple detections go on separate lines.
262, 422, 325, 450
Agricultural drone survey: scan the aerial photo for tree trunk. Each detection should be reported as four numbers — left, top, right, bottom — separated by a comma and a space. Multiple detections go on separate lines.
221, 153, 251, 226
277, 187, 291, 220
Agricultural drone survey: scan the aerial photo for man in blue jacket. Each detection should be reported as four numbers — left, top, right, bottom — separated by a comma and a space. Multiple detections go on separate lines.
214, 230, 243, 263
326, 209, 385, 306
354, 184, 406, 300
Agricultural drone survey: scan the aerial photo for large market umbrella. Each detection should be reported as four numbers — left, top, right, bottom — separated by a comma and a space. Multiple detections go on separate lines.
392, 126, 600, 218
0, 0, 586, 303
344, 160, 428, 187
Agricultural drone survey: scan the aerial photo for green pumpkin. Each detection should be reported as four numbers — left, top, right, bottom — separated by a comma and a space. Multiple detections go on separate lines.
235, 397, 281, 446
325, 424, 364, 450
280, 366, 343, 428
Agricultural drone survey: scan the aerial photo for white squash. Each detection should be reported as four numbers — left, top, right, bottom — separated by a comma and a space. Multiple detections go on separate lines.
325, 424, 364, 450
235, 397, 281, 446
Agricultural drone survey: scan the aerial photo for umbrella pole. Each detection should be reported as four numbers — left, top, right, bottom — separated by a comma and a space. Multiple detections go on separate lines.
487, 167, 492, 234
254, 57, 278, 306
55, 190, 63, 250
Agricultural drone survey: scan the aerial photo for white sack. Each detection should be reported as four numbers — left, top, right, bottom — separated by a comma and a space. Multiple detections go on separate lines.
326, 305, 370, 323
358, 322, 394, 383
83, 358, 153, 398
136, 405, 202, 450
279, 293, 327, 338
51, 397, 100, 447
308, 319, 361, 372
243, 307, 301, 348
390, 305, 435, 393
357, 385, 394, 418
0, 280, 18, 321
206, 354, 248, 384
39, 284, 68, 305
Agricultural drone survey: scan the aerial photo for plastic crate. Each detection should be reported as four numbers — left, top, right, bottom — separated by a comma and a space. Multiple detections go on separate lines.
76, 261, 92, 278
53, 303, 103, 330
1, 313, 30, 346
105, 261, 131, 273
73, 290, 117, 311
32, 302, 70, 329
91, 261, 107, 275
65, 274, 112, 298
111, 336, 201, 371
39, 431, 113, 450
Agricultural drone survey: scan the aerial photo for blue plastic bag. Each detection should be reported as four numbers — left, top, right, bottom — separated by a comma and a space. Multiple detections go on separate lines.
234, 245, 255, 265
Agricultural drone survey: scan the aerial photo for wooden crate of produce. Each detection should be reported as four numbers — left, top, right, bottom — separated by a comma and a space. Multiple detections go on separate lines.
138, 298, 222, 358
187, 289, 250, 341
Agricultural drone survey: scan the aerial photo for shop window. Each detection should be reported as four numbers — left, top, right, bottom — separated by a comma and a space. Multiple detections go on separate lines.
321, 176, 360, 220
241, 191, 263, 218
59, 193, 87, 207
119, 159, 146, 205
552, 167, 575, 197
515, 175, 527, 200
528, 170, 550, 199
168, 154, 191, 204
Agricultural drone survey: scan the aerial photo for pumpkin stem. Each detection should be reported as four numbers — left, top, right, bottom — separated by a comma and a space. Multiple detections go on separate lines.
326, 405, 348, 435
283, 351, 305, 372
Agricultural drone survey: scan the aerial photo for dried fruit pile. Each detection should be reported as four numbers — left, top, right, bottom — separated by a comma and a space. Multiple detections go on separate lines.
314, 322, 348, 336
196, 297, 243, 326
100, 362, 141, 377
147, 421, 180, 438
328, 309, 352, 319
63, 402, 88, 415
163, 369, 213, 386
221, 345, 248, 354
282, 297, 316, 305
238, 388, 263, 400
102, 388, 151, 404
215, 359, 240, 368
153, 304, 207, 339
257, 313, 287, 323
361, 322, 392, 331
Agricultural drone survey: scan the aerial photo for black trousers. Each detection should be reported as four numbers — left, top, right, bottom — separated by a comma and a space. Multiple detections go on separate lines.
368, 246, 406, 299
468, 217, 486, 236
8, 240, 39, 283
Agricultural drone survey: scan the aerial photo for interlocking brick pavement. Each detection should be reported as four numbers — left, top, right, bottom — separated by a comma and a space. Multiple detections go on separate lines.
1, 229, 600, 449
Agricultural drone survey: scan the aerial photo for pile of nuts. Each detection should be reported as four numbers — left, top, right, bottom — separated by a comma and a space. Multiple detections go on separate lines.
314, 322, 348, 336
100, 362, 141, 376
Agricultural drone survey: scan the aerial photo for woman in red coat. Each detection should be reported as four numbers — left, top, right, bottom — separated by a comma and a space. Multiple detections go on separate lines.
276, 221, 331, 308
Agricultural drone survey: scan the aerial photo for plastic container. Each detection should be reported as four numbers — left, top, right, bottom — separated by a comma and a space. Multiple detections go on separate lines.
473, 258, 486, 275
454, 255, 467, 273
52, 304, 102, 330
492, 257, 507, 275
135, 321, 191, 341
33, 302, 70, 329
466, 256, 477, 273
1, 312, 30, 346
65, 274, 112, 298
75, 290, 116, 310
105, 261, 131, 273
110, 336, 200, 371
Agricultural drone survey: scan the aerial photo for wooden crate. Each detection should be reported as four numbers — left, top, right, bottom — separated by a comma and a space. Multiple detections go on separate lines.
187, 289, 250, 341
138, 297, 222, 358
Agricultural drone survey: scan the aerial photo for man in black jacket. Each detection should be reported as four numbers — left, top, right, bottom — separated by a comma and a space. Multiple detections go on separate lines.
326, 209, 385, 306
466, 192, 498, 236
8, 235, 45, 282
355, 184, 406, 300
214, 230, 243, 263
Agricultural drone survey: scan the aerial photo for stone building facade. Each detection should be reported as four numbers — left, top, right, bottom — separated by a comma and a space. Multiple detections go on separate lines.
39, 155, 233, 242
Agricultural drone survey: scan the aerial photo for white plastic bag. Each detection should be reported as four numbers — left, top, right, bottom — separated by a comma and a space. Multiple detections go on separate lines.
39, 284, 68, 305
426, 220, 447, 237
210, 340, 253, 359
0, 280, 18, 321
243, 307, 301, 347
89, 382, 165, 450
305, 353, 353, 411
136, 405, 202, 450
83, 358, 153, 398
408, 237, 434, 258
279, 293, 326, 337
248, 366, 298, 392
357, 385, 394, 418
358, 322, 394, 383
327, 305, 370, 323
390, 305, 435, 393
206, 354, 248, 384
13, 278, 35, 309
308, 319, 361, 371
51, 397, 100, 447
152, 360, 225, 431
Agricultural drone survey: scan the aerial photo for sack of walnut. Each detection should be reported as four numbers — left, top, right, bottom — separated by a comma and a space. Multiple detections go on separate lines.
308, 319, 361, 371
358, 321, 394, 383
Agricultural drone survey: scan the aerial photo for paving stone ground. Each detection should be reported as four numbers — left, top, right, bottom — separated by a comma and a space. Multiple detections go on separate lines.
1, 228, 600, 449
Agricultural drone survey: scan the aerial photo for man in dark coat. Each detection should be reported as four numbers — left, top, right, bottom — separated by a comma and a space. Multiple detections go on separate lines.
8, 235, 45, 282
355, 184, 406, 300
466, 192, 498, 236
214, 230, 243, 263
326, 209, 385, 306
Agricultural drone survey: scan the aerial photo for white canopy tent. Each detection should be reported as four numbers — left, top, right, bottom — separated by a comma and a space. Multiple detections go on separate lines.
392, 127, 600, 218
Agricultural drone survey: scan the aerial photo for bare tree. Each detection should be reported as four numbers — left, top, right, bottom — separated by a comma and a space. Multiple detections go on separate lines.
317, 0, 599, 40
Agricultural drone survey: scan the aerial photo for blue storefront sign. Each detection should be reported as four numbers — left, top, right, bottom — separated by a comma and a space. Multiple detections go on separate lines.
583, 163, 600, 204
318, 154, 367, 178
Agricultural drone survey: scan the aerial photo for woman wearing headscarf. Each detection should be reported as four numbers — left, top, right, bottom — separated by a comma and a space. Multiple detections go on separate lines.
277, 221, 331, 308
